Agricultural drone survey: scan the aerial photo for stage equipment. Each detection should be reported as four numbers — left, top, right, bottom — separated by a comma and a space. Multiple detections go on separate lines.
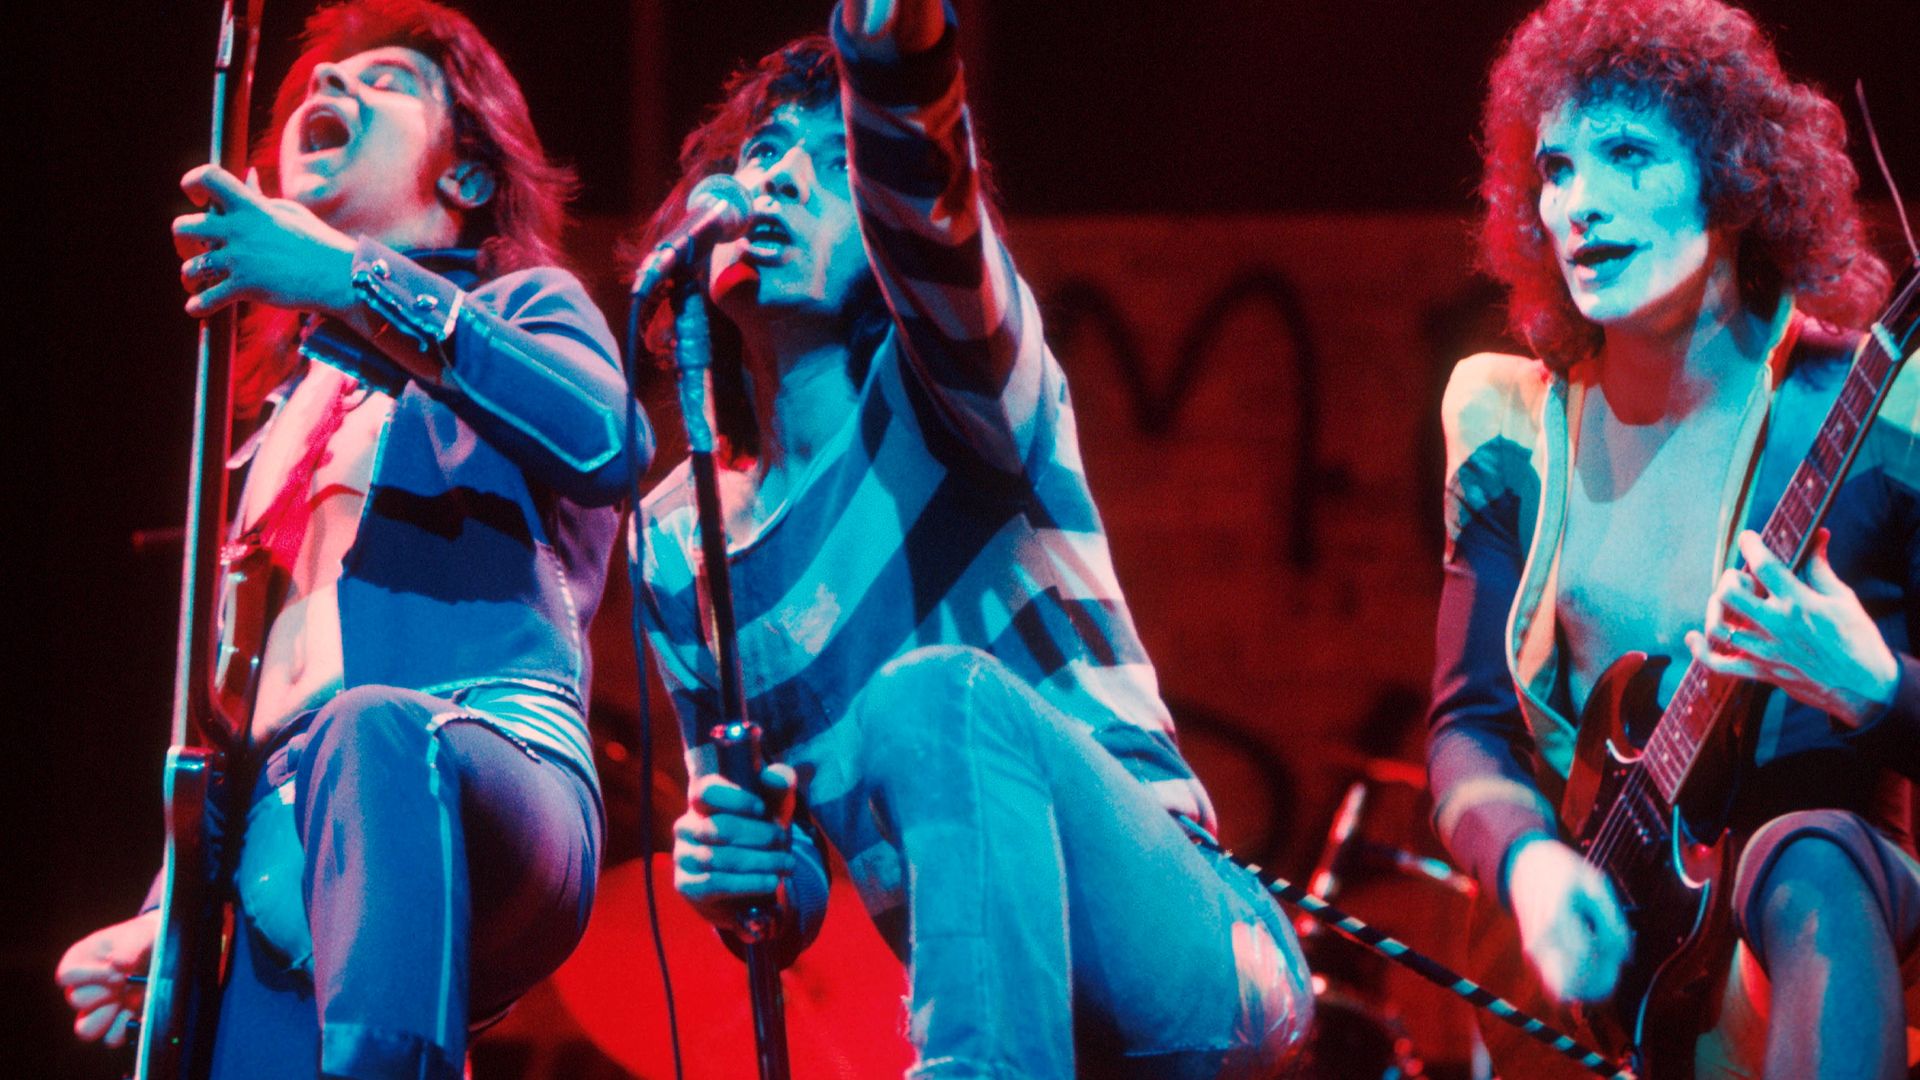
625, 214, 792, 1077
1293, 774, 1472, 1080
137, 3, 264, 1078
1226, 838, 1634, 1080
1503, 255, 1917, 1077
631, 175, 750, 305
550, 855, 912, 1079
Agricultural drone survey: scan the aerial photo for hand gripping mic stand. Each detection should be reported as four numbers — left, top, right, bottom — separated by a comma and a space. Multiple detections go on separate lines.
667, 276, 791, 1080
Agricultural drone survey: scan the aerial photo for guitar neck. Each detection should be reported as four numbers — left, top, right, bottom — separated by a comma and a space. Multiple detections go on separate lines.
169, 0, 261, 756
1641, 265, 1919, 803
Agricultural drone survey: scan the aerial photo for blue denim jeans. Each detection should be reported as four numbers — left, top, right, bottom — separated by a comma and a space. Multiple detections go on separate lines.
842, 646, 1312, 1079
206, 684, 601, 1080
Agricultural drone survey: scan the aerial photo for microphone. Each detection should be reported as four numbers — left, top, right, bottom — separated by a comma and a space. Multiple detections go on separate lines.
632, 174, 752, 300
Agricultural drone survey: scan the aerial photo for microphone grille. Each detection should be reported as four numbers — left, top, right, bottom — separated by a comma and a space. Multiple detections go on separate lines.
688, 173, 751, 232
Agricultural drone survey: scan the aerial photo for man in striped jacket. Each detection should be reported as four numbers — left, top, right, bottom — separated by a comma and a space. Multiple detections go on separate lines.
635, 2, 1311, 1076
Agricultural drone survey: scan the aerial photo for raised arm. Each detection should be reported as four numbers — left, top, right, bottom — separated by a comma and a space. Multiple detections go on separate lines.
175, 164, 646, 507
832, 1, 1053, 473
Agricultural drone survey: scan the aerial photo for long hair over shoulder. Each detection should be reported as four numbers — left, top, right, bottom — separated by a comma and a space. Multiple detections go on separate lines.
1478, 0, 1889, 371
237, 0, 575, 413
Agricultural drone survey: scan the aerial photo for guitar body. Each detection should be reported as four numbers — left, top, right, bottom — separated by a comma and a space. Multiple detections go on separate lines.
135, 498, 288, 1080
134, 748, 227, 1080
1475, 655, 1740, 1080
1560, 652, 1740, 1078
1476, 259, 1917, 1080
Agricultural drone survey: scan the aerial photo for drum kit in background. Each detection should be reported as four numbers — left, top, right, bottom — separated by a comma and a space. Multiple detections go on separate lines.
1291, 759, 1487, 1080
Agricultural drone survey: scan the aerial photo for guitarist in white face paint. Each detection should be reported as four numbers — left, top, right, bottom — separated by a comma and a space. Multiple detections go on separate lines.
1428, 0, 1919, 1077
52, 3, 644, 1078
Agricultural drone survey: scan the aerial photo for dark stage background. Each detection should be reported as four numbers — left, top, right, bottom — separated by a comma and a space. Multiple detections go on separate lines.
16, 2, 1918, 1077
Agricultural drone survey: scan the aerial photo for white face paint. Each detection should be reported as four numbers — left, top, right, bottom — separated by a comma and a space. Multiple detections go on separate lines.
1535, 97, 1714, 330
707, 103, 871, 323
277, 46, 461, 241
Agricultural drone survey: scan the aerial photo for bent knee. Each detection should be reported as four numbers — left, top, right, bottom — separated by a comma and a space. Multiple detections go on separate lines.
853, 646, 1063, 797
864, 646, 999, 715
853, 646, 1007, 767
1745, 832, 1874, 962
307, 685, 443, 763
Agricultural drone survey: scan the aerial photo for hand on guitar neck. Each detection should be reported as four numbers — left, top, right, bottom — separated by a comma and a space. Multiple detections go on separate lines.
173, 164, 358, 321
1507, 833, 1631, 1004
1686, 529, 1901, 731
1508, 526, 1898, 1014
55, 910, 159, 1049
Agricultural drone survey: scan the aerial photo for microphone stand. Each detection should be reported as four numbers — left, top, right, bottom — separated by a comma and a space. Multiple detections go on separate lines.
667, 276, 792, 1080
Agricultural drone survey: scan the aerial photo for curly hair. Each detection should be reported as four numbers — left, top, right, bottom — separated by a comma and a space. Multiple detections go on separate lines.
239, 0, 575, 411
635, 34, 890, 460
1478, 0, 1889, 370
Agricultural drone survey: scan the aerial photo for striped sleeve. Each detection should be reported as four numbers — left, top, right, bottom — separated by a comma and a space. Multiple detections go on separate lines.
833, 7, 1051, 475
635, 490, 719, 744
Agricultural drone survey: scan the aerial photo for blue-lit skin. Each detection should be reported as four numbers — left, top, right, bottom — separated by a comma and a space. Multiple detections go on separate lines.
170, 46, 492, 325
1535, 97, 1721, 335
58, 45, 503, 1053
1506, 96, 1903, 1020
708, 103, 871, 328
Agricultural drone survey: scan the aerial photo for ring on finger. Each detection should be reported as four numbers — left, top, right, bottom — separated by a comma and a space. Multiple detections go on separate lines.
1716, 624, 1740, 652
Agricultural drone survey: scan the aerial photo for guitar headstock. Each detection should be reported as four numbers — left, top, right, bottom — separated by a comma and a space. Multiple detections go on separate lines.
1871, 257, 1920, 366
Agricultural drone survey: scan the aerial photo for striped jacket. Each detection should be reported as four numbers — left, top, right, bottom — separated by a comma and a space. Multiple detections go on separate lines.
1427, 298, 1920, 902
638, 18, 1212, 940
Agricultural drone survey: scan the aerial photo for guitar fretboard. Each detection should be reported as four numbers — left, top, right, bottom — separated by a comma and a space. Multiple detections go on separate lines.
1639, 270, 1918, 804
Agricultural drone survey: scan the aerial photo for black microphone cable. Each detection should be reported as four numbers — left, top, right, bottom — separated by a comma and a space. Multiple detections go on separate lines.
623, 287, 685, 1080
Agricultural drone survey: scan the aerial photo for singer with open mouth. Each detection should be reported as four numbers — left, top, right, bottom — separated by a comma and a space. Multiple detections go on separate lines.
631, 1, 1313, 1075
54, 2, 641, 1077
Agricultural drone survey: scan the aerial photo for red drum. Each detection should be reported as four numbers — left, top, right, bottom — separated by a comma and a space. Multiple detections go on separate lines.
550, 854, 914, 1079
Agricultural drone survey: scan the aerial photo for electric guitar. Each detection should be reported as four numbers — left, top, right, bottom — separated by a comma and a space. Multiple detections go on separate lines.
133, 3, 263, 1078
1541, 262, 1918, 1077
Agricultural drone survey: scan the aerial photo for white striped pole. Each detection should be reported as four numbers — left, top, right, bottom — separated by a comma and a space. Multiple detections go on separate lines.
1249, 861, 1637, 1080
